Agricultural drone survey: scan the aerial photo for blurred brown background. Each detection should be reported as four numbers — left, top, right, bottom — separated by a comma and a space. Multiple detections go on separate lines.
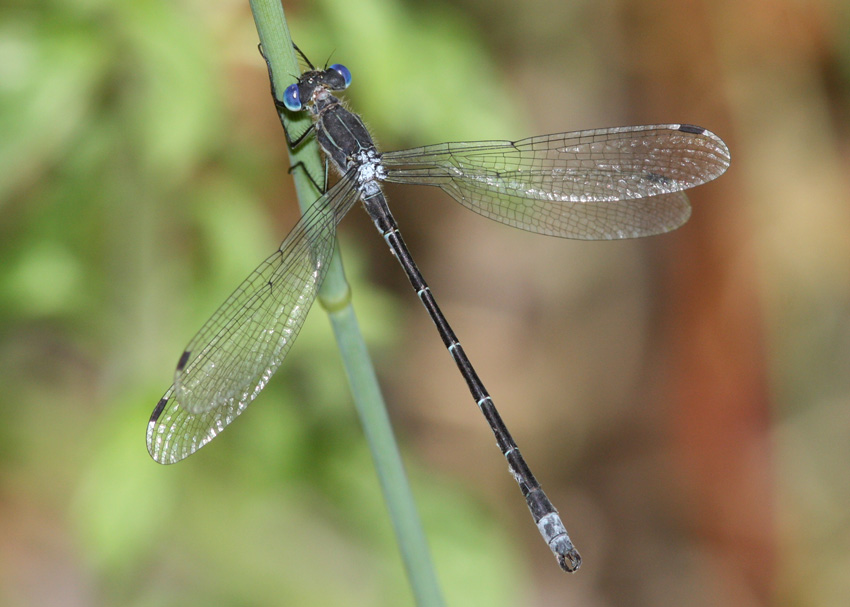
1, 0, 848, 605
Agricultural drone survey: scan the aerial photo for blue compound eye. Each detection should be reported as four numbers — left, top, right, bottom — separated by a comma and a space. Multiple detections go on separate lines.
329, 64, 351, 89
283, 83, 301, 111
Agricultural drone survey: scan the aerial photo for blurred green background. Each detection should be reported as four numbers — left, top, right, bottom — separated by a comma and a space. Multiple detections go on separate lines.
2, 0, 849, 605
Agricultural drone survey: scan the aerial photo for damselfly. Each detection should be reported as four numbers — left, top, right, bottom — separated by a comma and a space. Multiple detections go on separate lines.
147, 45, 730, 572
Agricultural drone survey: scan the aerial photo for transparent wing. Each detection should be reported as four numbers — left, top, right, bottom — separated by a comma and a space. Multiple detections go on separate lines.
382, 124, 730, 239
147, 173, 360, 464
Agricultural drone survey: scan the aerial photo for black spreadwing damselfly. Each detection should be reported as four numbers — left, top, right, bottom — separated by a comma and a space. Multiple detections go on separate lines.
146, 45, 730, 572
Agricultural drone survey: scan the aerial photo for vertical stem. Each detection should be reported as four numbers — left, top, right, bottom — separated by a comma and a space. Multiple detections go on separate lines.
247, 2, 444, 604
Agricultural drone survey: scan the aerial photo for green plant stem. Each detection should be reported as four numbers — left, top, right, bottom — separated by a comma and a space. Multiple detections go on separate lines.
248, 2, 444, 605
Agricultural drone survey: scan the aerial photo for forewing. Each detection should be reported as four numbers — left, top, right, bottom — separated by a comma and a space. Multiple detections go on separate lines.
147, 175, 360, 464
382, 124, 730, 239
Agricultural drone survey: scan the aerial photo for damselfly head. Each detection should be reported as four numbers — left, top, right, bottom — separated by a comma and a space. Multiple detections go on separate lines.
283, 65, 352, 112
